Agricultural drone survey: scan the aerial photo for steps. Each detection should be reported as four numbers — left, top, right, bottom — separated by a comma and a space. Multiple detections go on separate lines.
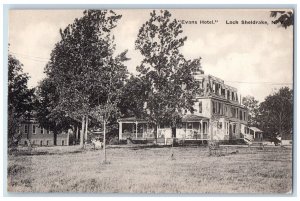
243, 134, 254, 145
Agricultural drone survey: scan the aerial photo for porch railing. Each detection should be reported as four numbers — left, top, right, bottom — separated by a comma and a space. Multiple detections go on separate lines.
121, 132, 209, 140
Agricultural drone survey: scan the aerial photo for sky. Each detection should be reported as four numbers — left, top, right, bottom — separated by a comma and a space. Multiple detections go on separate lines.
8, 9, 293, 102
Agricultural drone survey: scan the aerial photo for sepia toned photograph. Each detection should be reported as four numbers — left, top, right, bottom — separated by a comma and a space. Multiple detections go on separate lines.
7, 8, 293, 194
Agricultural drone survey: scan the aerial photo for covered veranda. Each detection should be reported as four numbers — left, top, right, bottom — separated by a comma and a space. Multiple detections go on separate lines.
178, 114, 210, 140
118, 117, 155, 140
249, 127, 263, 141
118, 114, 210, 144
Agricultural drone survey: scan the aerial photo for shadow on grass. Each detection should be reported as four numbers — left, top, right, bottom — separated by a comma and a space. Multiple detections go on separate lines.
104, 144, 167, 150
129, 144, 170, 150
9, 149, 85, 156
127, 144, 208, 150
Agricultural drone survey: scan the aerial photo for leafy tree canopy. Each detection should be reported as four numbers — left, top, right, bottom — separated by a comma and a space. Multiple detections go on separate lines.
8, 53, 34, 145
45, 10, 128, 121
258, 87, 293, 139
242, 96, 260, 127
135, 10, 201, 129
270, 10, 294, 29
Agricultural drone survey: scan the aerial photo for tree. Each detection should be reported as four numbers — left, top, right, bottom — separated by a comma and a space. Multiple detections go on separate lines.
258, 87, 293, 140
45, 10, 128, 151
270, 11, 294, 29
118, 75, 150, 118
90, 49, 129, 163
8, 53, 34, 147
242, 96, 260, 127
35, 78, 77, 145
135, 10, 201, 139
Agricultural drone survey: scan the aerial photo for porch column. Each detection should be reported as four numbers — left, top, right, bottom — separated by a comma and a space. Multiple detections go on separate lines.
76, 127, 79, 142
200, 120, 203, 139
142, 124, 145, 139
135, 122, 138, 139
119, 122, 122, 140
209, 121, 213, 141
146, 123, 148, 138
185, 122, 187, 138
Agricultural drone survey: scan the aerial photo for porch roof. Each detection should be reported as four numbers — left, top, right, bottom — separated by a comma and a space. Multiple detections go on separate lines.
249, 127, 263, 133
182, 114, 209, 122
117, 117, 147, 123
118, 114, 209, 123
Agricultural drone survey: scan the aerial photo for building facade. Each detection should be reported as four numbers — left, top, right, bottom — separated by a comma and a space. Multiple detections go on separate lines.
118, 68, 251, 144
18, 117, 69, 146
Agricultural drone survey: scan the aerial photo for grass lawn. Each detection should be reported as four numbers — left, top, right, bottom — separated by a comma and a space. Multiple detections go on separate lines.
7, 144, 292, 193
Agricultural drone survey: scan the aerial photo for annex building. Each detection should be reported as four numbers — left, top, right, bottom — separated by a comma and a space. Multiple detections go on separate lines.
18, 114, 70, 146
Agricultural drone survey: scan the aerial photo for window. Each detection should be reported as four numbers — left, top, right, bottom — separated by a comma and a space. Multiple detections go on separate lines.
218, 122, 222, 129
227, 91, 230, 100
47, 129, 50, 134
192, 122, 199, 130
41, 127, 44, 134
32, 125, 36, 134
24, 125, 28, 133
199, 101, 202, 113
226, 123, 229, 135
233, 124, 236, 134
215, 83, 219, 95
62, 140, 65, 146
46, 140, 49, 146
212, 101, 216, 113
231, 107, 234, 118
232, 92, 235, 101
40, 141, 43, 146
221, 88, 225, 97
240, 110, 243, 120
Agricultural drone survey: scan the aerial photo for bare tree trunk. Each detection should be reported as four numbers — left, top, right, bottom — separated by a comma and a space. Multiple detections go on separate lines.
80, 115, 85, 148
154, 124, 158, 144
85, 116, 88, 145
103, 120, 107, 163
76, 126, 79, 144
172, 127, 176, 138
54, 131, 57, 146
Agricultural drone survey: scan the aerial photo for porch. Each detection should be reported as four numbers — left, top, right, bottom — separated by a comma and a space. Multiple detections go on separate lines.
118, 117, 159, 141
249, 127, 263, 141
117, 115, 210, 143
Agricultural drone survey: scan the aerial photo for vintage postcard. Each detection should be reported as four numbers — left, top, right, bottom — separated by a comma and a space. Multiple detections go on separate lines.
7, 8, 293, 194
